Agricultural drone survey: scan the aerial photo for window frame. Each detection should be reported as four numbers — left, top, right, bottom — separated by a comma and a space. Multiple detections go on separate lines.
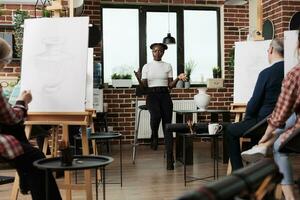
100, 4, 221, 86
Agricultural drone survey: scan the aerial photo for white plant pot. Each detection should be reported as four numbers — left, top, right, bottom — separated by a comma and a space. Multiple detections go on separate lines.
194, 88, 211, 110
112, 79, 132, 88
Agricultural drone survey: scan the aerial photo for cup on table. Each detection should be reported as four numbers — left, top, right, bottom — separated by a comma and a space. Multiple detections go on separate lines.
208, 123, 223, 135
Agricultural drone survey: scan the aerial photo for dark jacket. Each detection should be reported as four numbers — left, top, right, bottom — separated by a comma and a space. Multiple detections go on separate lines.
245, 61, 284, 121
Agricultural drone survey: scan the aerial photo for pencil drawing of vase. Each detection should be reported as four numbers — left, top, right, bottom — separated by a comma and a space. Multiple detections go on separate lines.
33, 37, 69, 95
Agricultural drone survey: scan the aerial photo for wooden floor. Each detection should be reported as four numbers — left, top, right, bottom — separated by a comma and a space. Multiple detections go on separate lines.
0, 141, 299, 200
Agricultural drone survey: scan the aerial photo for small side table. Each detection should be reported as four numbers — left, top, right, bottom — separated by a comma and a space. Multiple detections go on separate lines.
33, 155, 113, 200
183, 133, 222, 186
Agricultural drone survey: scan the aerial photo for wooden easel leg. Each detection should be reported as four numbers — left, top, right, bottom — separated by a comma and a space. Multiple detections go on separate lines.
81, 125, 92, 200
65, 171, 72, 200
62, 124, 72, 200
10, 172, 19, 200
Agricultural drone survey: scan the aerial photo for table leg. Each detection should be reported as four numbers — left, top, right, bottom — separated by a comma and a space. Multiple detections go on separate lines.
45, 170, 49, 200
183, 134, 186, 187
102, 167, 106, 200
213, 137, 216, 180
95, 169, 98, 200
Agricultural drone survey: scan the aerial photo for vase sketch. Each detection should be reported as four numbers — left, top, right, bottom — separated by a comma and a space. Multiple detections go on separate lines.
176, 80, 184, 88
194, 88, 210, 111
184, 81, 190, 89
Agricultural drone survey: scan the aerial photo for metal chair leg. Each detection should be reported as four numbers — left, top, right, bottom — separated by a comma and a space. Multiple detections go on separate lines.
133, 109, 142, 164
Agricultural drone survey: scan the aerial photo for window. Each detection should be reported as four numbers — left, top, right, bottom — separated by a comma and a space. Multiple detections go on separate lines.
102, 5, 220, 85
146, 12, 177, 79
184, 10, 218, 84
102, 8, 139, 84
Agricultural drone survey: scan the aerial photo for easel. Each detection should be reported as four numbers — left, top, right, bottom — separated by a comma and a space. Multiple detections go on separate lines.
10, 112, 93, 200
10, 1, 94, 199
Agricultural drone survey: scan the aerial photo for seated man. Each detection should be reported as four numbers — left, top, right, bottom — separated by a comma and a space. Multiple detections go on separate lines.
0, 38, 61, 200
225, 38, 284, 171
241, 27, 300, 200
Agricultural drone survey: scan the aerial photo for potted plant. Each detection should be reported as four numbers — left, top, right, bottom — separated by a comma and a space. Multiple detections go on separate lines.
13, 10, 30, 58
184, 60, 196, 88
111, 72, 133, 88
212, 66, 221, 78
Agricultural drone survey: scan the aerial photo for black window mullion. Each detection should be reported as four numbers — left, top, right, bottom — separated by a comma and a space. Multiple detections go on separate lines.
177, 9, 184, 75
139, 6, 147, 71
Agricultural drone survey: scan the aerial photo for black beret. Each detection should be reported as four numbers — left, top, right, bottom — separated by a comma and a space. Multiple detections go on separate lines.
150, 43, 168, 50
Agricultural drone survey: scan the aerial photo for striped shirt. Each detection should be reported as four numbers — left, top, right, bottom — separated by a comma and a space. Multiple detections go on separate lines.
0, 88, 27, 159
268, 64, 300, 138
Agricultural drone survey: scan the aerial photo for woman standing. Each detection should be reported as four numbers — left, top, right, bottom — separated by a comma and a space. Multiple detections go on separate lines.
141, 43, 186, 170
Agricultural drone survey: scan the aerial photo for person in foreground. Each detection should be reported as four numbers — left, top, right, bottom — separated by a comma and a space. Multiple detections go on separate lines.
225, 38, 285, 171
241, 29, 300, 200
139, 43, 186, 170
0, 38, 62, 200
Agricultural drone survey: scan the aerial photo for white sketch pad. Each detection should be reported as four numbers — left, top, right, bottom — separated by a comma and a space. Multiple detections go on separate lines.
284, 30, 299, 74
21, 17, 89, 112
233, 40, 271, 104
86, 48, 94, 109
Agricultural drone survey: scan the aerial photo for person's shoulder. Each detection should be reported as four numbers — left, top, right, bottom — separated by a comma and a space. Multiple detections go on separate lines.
261, 61, 284, 74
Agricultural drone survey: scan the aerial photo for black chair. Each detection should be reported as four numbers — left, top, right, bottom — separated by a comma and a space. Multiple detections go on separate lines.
132, 86, 148, 164
177, 158, 282, 200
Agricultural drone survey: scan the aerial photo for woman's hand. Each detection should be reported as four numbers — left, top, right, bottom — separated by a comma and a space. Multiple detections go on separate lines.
178, 73, 187, 81
17, 90, 32, 105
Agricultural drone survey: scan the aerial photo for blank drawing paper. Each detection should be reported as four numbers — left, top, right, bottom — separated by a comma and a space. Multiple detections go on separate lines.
21, 17, 89, 112
284, 30, 299, 75
234, 40, 271, 104
86, 48, 94, 109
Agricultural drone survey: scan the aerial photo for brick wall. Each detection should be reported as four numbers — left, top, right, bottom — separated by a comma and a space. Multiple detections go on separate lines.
0, 0, 299, 143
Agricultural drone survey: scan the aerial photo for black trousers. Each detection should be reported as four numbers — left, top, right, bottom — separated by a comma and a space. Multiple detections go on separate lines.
11, 143, 62, 200
146, 92, 173, 154
225, 118, 263, 171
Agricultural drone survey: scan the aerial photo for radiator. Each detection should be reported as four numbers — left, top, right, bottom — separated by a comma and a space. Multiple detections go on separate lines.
136, 100, 196, 139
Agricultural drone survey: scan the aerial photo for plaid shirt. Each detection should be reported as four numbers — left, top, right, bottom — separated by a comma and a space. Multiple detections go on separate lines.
268, 64, 300, 138
0, 88, 27, 160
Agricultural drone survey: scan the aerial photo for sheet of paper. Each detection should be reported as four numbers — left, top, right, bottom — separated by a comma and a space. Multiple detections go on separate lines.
234, 40, 271, 104
21, 17, 89, 112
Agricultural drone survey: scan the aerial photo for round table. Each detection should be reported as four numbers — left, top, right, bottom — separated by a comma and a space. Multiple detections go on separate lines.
33, 155, 113, 200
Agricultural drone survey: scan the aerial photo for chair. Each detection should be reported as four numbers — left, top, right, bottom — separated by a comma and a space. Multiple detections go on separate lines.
132, 86, 148, 164
177, 158, 282, 200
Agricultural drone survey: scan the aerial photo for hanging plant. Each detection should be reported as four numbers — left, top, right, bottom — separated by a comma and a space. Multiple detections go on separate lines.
13, 10, 30, 58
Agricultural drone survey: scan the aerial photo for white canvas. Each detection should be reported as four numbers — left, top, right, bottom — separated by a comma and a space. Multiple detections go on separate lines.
234, 40, 271, 104
284, 30, 299, 74
85, 48, 94, 109
21, 17, 89, 112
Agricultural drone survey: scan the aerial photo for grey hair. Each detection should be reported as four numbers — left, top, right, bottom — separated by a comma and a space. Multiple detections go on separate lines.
270, 38, 284, 56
